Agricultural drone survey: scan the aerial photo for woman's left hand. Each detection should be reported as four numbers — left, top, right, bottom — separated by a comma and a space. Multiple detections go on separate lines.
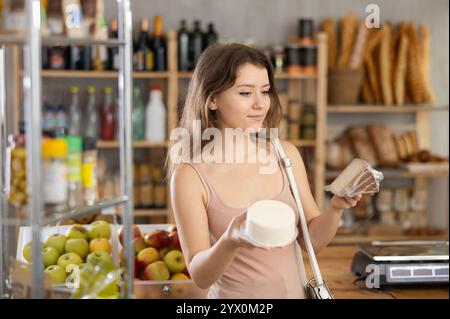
330, 194, 363, 211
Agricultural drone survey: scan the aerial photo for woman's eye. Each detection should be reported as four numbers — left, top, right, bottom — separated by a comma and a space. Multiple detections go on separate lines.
262, 90, 270, 95
239, 92, 251, 96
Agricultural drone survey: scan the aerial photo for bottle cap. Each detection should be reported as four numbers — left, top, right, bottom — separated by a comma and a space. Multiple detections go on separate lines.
104, 86, 113, 94
87, 86, 96, 94
42, 138, 68, 158
70, 86, 79, 94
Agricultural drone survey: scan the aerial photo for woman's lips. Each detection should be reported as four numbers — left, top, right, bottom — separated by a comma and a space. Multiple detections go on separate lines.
247, 115, 265, 122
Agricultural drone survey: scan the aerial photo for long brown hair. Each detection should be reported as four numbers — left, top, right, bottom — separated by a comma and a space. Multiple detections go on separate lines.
165, 43, 283, 178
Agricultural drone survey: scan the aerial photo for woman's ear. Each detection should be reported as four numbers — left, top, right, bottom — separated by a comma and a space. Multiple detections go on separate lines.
209, 97, 218, 111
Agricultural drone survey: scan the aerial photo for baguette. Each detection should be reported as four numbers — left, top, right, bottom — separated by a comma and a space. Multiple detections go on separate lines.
365, 54, 383, 104
322, 18, 337, 69
379, 24, 394, 105
361, 75, 375, 104
406, 23, 425, 104
349, 21, 369, 69
418, 24, 435, 103
394, 34, 409, 106
337, 12, 357, 69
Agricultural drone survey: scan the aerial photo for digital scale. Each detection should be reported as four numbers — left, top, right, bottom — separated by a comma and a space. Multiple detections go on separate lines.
351, 241, 449, 286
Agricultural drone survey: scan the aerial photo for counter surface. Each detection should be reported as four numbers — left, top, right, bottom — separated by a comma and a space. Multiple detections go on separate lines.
303, 245, 449, 299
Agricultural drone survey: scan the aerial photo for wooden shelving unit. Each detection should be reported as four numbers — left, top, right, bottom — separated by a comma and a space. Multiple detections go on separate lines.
327, 104, 449, 113
11, 31, 329, 224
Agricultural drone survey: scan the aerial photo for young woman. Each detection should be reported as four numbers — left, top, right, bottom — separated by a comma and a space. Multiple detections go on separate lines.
168, 43, 362, 298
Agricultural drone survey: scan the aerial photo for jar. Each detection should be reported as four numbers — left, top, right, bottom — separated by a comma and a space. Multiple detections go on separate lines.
153, 182, 166, 208
272, 45, 285, 73
299, 46, 317, 74
8, 132, 27, 206
42, 138, 68, 214
298, 18, 314, 46
287, 100, 302, 121
82, 137, 98, 205
285, 44, 301, 74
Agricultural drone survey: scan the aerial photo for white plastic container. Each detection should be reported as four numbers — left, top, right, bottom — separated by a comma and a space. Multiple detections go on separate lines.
145, 88, 167, 142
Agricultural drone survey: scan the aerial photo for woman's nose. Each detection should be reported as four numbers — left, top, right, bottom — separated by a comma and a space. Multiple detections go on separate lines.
253, 93, 265, 109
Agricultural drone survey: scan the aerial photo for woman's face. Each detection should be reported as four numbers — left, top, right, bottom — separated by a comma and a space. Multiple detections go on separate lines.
210, 63, 271, 131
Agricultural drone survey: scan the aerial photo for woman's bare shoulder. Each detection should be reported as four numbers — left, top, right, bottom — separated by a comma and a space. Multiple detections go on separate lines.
171, 164, 208, 204
279, 140, 303, 161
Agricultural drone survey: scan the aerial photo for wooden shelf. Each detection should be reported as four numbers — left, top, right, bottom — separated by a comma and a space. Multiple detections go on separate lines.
327, 104, 449, 113
134, 209, 167, 217
326, 166, 449, 179
96, 140, 168, 148
176, 71, 317, 80
39, 70, 171, 79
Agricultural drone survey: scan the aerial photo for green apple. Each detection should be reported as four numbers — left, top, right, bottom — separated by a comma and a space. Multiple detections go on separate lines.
45, 265, 67, 284
144, 261, 170, 280
65, 238, 89, 260
88, 221, 111, 240
22, 241, 44, 263
45, 234, 67, 255
163, 250, 186, 274
57, 252, 83, 270
42, 246, 60, 268
86, 251, 112, 266
66, 225, 89, 241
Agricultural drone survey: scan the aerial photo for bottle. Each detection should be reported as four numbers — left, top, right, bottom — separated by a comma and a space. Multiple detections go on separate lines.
55, 104, 67, 132
68, 86, 81, 136
100, 86, 116, 141
42, 138, 68, 216
150, 15, 167, 71
92, 0, 108, 71
47, 0, 67, 69
132, 85, 145, 141
177, 20, 190, 71
84, 86, 98, 139
134, 18, 151, 71
204, 22, 218, 49
145, 88, 166, 142
41, 0, 49, 68
64, 136, 83, 209
82, 137, 98, 205
189, 20, 203, 70
108, 17, 120, 71
43, 104, 56, 135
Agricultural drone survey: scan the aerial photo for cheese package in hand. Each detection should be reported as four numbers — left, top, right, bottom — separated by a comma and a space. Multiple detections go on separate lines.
324, 158, 383, 197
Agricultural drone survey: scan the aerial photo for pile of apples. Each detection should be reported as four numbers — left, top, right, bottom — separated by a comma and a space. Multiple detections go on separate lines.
118, 225, 190, 282
22, 220, 113, 285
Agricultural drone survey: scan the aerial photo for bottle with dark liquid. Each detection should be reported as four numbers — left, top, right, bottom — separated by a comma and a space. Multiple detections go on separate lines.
108, 17, 120, 71
177, 20, 190, 71
204, 22, 218, 49
189, 20, 203, 70
134, 18, 152, 71
150, 15, 167, 71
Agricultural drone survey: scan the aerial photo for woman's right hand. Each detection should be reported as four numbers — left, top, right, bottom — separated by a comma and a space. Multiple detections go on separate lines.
223, 212, 269, 250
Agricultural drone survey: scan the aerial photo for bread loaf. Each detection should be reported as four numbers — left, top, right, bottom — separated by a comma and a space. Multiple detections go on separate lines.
337, 12, 357, 69
406, 23, 425, 104
322, 18, 337, 69
349, 21, 369, 69
393, 135, 408, 160
418, 24, 435, 103
367, 124, 399, 166
394, 33, 409, 106
379, 24, 394, 105
346, 127, 378, 166
361, 76, 375, 104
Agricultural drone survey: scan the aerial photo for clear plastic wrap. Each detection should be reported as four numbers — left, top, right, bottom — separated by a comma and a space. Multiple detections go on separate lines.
324, 159, 384, 198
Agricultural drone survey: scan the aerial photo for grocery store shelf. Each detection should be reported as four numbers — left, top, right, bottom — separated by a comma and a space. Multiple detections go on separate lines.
327, 104, 449, 113
97, 140, 168, 148
37, 70, 170, 79
133, 71, 170, 79
0, 34, 125, 46
44, 195, 129, 225
326, 166, 449, 179
177, 71, 317, 80
134, 209, 167, 217
290, 139, 316, 147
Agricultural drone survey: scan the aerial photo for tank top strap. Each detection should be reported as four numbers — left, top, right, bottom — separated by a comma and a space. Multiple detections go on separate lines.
184, 163, 214, 209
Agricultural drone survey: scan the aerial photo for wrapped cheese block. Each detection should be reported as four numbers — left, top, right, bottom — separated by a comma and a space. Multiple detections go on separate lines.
324, 158, 384, 197
244, 200, 297, 248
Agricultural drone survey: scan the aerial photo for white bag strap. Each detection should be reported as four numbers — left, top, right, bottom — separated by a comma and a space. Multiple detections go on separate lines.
272, 137, 325, 285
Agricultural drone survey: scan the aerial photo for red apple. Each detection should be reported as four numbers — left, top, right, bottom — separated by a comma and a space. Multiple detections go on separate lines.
132, 237, 147, 255
118, 225, 142, 245
144, 230, 169, 250
168, 231, 181, 250
136, 247, 159, 269
144, 261, 170, 280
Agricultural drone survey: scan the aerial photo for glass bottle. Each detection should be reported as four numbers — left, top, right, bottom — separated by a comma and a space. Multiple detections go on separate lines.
134, 18, 151, 71
204, 22, 218, 49
100, 86, 116, 141
64, 136, 83, 209
132, 85, 145, 141
150, 15, 166, 71
189, 20, 203, 70
84, 86, 99, 139
82, 137, 98, 205
108, 17, 120, 71
68, 86, 81, 136
177, 20, 190, 71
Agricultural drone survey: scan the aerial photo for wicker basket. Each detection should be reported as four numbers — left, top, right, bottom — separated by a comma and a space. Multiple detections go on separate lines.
327, 69, 364, 105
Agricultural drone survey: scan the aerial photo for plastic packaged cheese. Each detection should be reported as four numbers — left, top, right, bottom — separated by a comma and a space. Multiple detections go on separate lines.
324, 158, 384, 197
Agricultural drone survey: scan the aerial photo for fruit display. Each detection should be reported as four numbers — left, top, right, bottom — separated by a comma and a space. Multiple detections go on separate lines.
19, 221, 114, 286
118, 225, 190, 282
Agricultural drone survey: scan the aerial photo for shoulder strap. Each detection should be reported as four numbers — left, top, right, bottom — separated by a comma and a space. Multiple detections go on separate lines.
271, 137, 325, 285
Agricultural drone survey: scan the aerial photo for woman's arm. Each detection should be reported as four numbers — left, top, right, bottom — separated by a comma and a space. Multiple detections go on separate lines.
170, 164, 256, 289
281, 141, 361, 253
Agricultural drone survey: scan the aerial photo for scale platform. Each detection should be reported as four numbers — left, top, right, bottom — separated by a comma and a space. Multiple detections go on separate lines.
351, 241, 449, 286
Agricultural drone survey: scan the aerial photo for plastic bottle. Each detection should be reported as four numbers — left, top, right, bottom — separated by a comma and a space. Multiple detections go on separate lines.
100, 86, 116, 141
55, 104, 67, 131
42, 138, 68, 215
132, 85, 145, 141
84, 86, 98, 139
43, 104, 56, 134
68, 86, 81, 136
82, 137, 98, 205
145, 88, 166, 142
64, 136, 83, 209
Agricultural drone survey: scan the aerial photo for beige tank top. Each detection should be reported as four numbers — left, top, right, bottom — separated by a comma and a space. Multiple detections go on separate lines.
186, 148, 306, 299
